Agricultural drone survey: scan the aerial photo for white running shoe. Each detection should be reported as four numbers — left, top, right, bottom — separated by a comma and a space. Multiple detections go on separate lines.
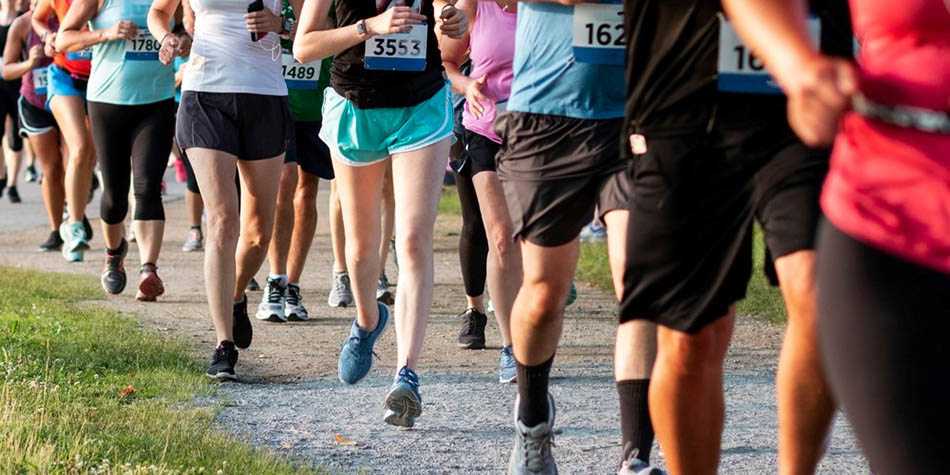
285, 283, 309, 321
255, 277, 287, 322
328, 271, 355, 308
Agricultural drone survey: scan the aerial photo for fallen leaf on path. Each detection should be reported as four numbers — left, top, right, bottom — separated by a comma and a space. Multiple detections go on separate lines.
334, 434, 357, 446
257, 354, 266, 358
282, 443, 293, 449
118, 385, 135, 399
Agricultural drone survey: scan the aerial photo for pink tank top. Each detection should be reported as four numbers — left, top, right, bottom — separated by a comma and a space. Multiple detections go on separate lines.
21, 17, 55, 110
822, 0, 950, 272
460, 0, 516, 144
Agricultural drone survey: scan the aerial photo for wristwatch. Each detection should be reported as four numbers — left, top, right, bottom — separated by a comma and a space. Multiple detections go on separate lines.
356, 19, 369, 39
280, 17, 294, 37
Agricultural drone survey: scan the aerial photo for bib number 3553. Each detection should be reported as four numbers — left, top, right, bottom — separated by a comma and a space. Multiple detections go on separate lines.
572, 0, 624, 65
364, 23, 427, 72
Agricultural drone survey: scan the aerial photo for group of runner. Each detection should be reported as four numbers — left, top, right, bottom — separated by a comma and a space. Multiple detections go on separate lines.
2, 0, 945, 473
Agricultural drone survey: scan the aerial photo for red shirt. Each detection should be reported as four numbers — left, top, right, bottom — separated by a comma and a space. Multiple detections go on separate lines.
50, 0, 91, 78
823, 0, 950, 272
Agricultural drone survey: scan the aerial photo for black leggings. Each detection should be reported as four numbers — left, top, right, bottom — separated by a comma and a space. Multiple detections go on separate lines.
453, 169, 489, 298
89, 99, 175, 224
0, 85, 22, 152
817, 221, 950, 475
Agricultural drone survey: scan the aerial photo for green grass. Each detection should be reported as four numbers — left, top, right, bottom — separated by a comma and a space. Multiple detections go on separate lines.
438, 186, 462, 216
0, 267, 313, 474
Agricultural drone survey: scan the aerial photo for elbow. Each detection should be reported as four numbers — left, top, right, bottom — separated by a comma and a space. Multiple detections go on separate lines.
292, 43, 318, 64
1, 68, 12, 82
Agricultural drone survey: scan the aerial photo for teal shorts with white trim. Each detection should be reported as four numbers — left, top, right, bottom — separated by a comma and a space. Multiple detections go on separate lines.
319, 82, 454, 166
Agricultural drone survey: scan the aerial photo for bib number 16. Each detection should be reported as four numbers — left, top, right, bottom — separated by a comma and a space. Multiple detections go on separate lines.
572, 0, 624, 65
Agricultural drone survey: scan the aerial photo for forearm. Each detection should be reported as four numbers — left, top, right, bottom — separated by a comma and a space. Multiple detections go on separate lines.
149, 6, 177, 43
443, 60, 469, 95
293, 24, 363, 64
721, 0, 817, 91
56, 29, 106, 52
1, 60, 33, 81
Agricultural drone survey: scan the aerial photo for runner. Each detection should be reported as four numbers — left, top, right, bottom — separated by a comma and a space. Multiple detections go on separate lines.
1, 1, 65, 250
0, 0, 25, 204
32, 0, 96, 262
618, 1, 851, 474
57, 0, 178, 301
493, 4, 655, 474
254, 0, 334, 323
294, 0, 466, 427
438, 0, 520, 383
723, 1, 950, 473
149, 0, 291, 379
171, 57, 206, 253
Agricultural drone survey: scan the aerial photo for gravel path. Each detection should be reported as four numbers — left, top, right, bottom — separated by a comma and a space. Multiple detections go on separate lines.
0, 172, 869, 473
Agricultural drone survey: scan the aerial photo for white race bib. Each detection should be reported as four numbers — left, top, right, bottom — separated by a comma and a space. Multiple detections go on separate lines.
281, 51, 321, 90
32, 66, 48, 96
718, 15, 820, 94
125, 30, 160, 61
364, 23, 427, 72
572, 0, 624, 65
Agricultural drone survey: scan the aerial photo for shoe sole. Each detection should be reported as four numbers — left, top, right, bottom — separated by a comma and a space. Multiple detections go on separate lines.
205, 372, 237, 381
499, 375, 517, 384
255, 312, 288, 323
287, 312, 309, 322
182, 246, 203, 252
376, 291, 395, 305
457, 340, 486, 350
327, 299, 353, 308
38, 245, 62, 253
136, 274, 165, 302
383, 386, 422, 428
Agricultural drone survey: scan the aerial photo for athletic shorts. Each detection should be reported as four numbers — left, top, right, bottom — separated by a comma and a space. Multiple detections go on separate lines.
47, 64, 86, 107
619, 121, 828, 333
176, 91, 292, 160
451, 128, 500, 178
18, 96, 55, 136
320, 82, 454, 166
496, 112, 629, 247
286, 120, 334, 179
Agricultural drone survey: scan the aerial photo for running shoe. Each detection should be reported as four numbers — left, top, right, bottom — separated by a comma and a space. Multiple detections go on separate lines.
136, 262, 165, 302
285, 283, 309, 321
233, 295, 253, 349
383, 366, 423, 428
579, 221, 607, 243
182, 227, 203, 252
376, 273, 394, 305
101, 239, 128, 295
127, 226, 136, 243
0, 174, 6, 197
7, 186, 20, 203
88, 173, 99, 204
328, 270, 355, 308
25, 164, 38, 183
59, 220, 88, 262
255, 277, 287, 322
566, 281, 578, 307
38, 231, 63, 252
499, 345, 516, 384
508, 394, 557, 475
617, 444, 665, 475
246, 278, 260, 292
338, 301, 389, 384
457, 307, 487, 349
206, 341, 238, 380
82, 215, 93, 242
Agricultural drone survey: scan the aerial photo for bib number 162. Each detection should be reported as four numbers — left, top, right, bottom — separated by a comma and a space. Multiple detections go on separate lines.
582, 22, 624, 47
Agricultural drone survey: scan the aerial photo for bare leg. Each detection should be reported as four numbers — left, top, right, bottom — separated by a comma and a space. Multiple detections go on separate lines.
266, 162, 298, 276
329, 179, 347, 272
132, 220, 165, 265
379, 161, 395, 277
233, 157, 285, 300
49, 95, 94, 225
30, 130, 65, 231
287, 169, 320, 283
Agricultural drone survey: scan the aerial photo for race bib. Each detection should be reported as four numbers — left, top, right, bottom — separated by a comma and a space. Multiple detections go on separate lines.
281, 51, 321, 90
364, 23, 427, 71
718, 16, 820, 94
572, 0, 624, 65
32, 66, 48, 96
125, 30, 160, 61
66, 48, 92, 61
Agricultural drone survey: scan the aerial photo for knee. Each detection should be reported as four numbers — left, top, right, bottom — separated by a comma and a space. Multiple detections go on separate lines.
396, 229, 432, 265
100, 191, 128, 225
207, 210, 240, 247
659, 320, 732, 375
520, 278, 570, 322
294, 179, 318, 207
775, 251, 817, 314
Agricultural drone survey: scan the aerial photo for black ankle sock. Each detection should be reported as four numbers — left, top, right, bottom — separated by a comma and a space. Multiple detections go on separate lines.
516, 355, 554, 426
618, 379, 654, 462
107, 240, 125, 256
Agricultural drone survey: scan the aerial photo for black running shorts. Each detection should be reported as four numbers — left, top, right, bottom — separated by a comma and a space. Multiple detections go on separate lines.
177, 91, 292, 160
285, 120, 334, 180
620, 121, 828, 333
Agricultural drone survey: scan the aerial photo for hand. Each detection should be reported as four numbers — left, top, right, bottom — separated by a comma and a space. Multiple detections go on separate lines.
464, 75, 494, 119
784, 55, 858, 147
438, 4, 467, 39
105, 20, 137, 41
158, 34, 182, 65
27, 44, 44, 65
245, 9, 281, 37
175, 32, 192, 58
366, 6, 426, 36
43, 32, 57, 57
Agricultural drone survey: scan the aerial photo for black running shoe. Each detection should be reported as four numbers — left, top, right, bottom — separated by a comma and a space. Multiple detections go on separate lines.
457, 308, 488, 349
88, 174, 99, 204
82, 215, 93, 242
38, 231, 64, 252
101, 239, 128, 295
25, 165, 38, 183
7, 186, 20, 203
0, 174, 6, 198
246, 278, 261, 292
206, 341, 238, 380
233, 295, 253, 349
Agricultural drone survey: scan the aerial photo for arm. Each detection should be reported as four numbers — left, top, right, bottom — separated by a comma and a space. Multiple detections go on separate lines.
1, 15, 38, 81
32, 0, 58, 57
440, 0, 490, 117
293, 0, 425, 64
149, 0, 186, 65
721, 0, 857, 146
57, 0, 136, 53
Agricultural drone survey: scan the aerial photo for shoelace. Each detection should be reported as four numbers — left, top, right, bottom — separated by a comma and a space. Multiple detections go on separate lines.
285, 285, 300, 306
522, 430, 555, 471
459, 310, 480, 335
266, 279, 283, 304
334, 274, 351, 297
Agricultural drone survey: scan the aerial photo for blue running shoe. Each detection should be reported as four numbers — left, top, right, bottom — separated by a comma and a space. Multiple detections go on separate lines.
338, 301, 389, 385
59, 221, 88, 262
566, 281, 578, 307
499, 345, 516, 384
383, 366, 422, 428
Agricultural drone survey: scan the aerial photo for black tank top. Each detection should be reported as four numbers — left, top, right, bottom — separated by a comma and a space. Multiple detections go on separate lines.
0, 19, 22, 91
331, 0, 445, 109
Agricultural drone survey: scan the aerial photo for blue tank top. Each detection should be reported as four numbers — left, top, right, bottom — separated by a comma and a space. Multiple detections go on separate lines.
88, 0, 174, 105
507, 3, 624, 120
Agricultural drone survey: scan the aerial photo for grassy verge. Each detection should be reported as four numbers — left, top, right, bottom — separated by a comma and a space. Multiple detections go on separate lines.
438, 186, 462, 216
0, 267, 312, 474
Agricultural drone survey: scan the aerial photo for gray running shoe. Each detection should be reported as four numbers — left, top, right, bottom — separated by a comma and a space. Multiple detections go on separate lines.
285, 283, 309, 321
182, 227, 203, 252
376, 274, 394, 305
256, 277, 287, 322
328, 270, 355, 308
617, 443, 664, 475
499, 345, 516, 384
508, 394, 557, 475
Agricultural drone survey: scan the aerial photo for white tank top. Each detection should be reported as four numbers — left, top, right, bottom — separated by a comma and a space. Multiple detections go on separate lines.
182, 0, 287, 95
